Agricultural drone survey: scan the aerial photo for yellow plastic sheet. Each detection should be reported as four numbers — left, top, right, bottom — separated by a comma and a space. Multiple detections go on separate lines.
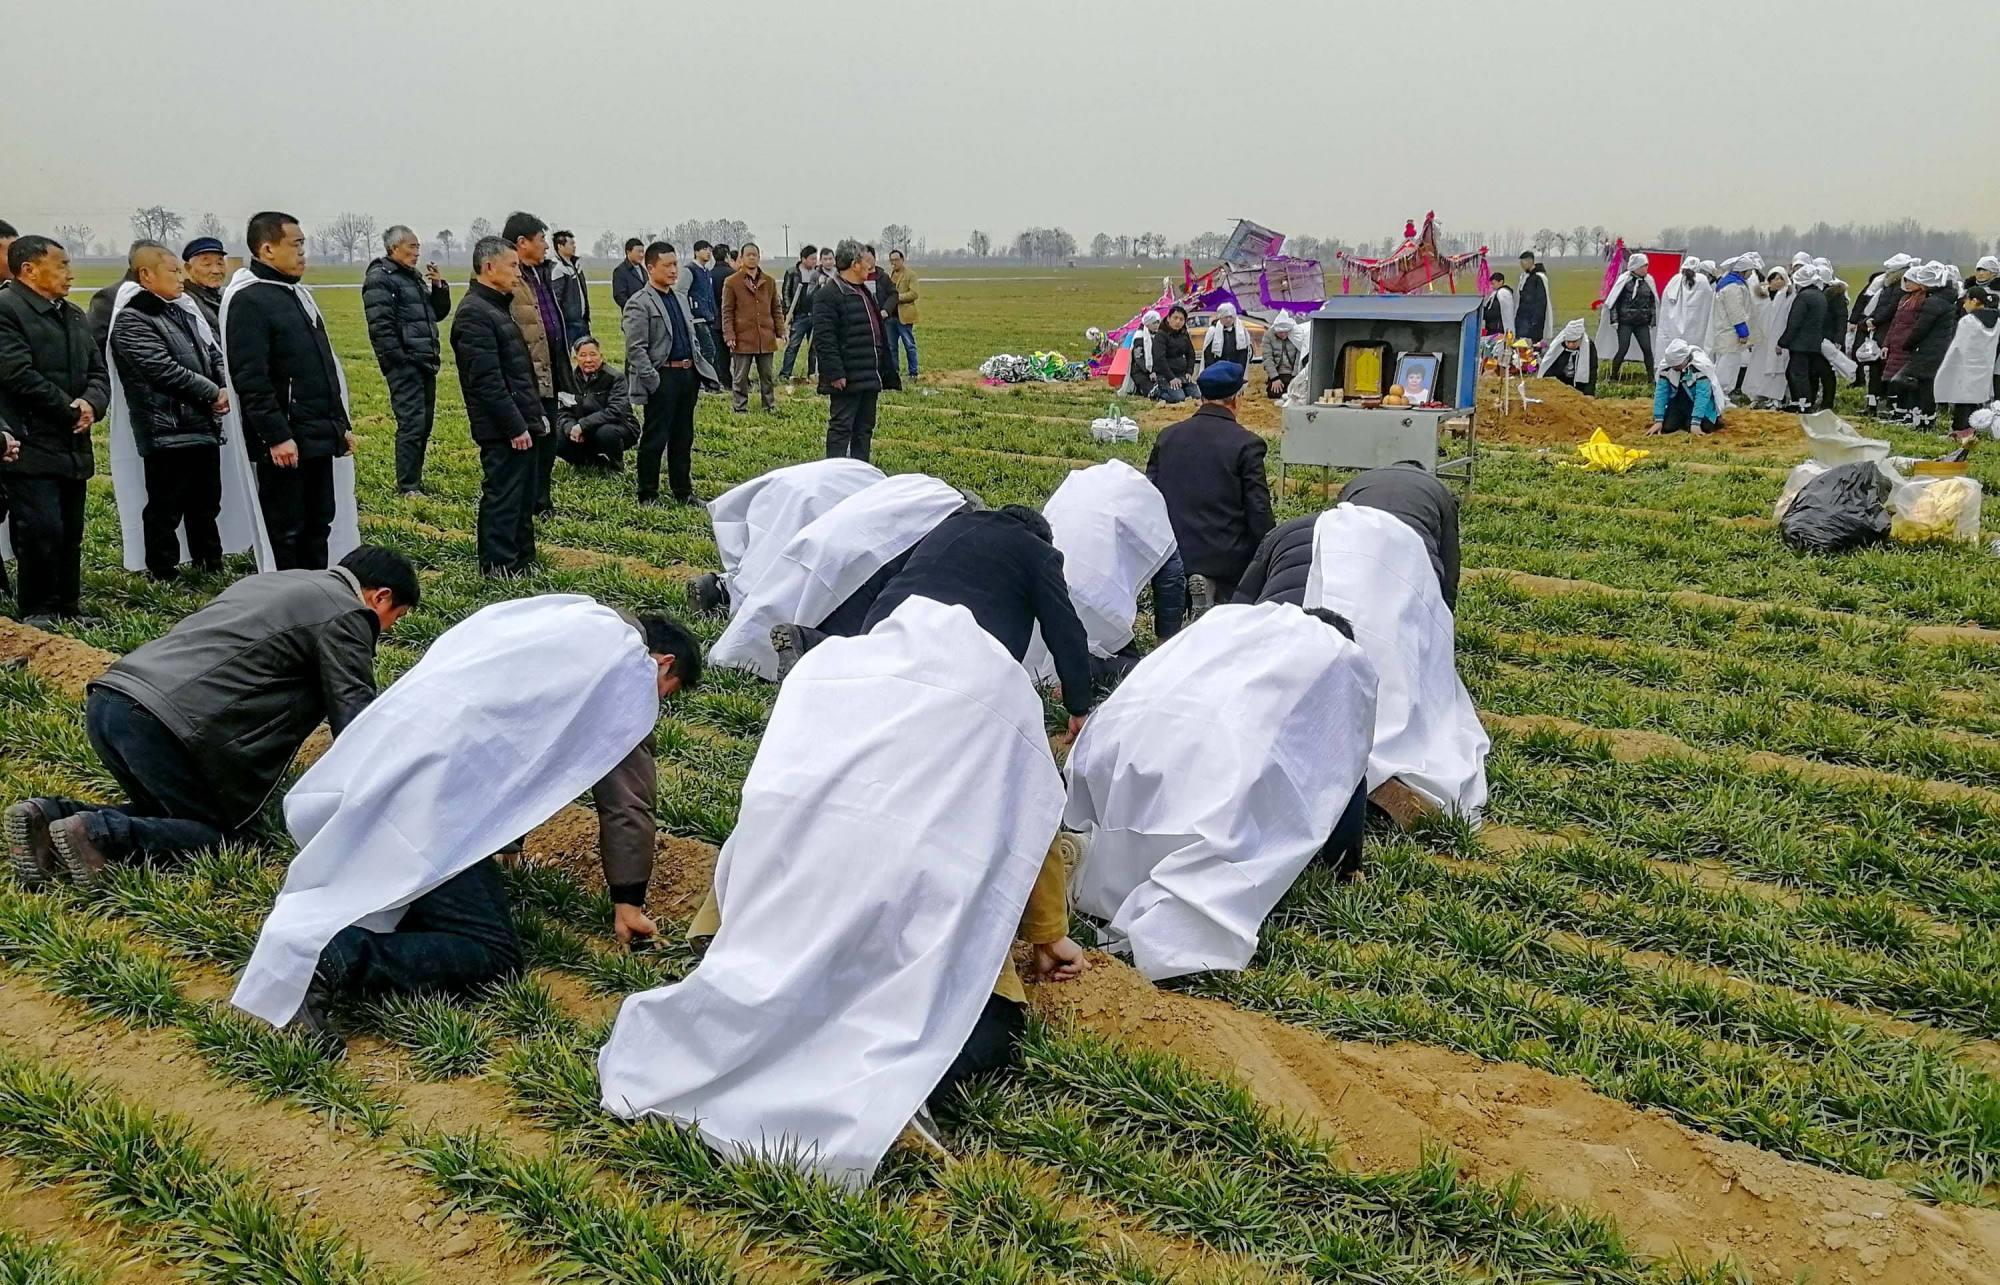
1564, 428, 1650, 474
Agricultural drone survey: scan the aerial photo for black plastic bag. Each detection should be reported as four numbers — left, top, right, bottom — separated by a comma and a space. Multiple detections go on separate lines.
1778, 460, 1891, 553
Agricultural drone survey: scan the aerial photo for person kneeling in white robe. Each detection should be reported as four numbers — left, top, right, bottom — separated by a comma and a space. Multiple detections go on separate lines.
1064, 601, 1380, 981
230, 596, 704, 1053
1026, 459, 1184, 691
599, 597, 1082, 1187
686, 457, 885, 614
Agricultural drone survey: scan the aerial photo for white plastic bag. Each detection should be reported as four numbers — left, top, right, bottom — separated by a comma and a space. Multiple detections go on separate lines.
1821, 340, 1858, 383
1889, 474, 1983, 545
1799, 410, 1891, 466
1090, 415, 1139, 443
1773, 460, 1829, 520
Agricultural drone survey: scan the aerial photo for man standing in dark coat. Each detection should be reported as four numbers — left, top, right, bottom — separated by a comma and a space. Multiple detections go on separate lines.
549, 231, 591, 347
451, 236, 547, 576
1515, 251, 1552, 344
0, 235, 109, 623
813, 239, 898, 462
502, 212, 576, 519
228, 211, 354, 571
363, 225, 452, 495
1144, 361, 1272, 607
1779, 270, 1832, 412
610, 238, 647, 311
6, 547, 417, 888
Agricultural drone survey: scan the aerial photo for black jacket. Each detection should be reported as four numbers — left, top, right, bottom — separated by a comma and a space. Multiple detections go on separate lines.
185, 281, 223, 334
362, 256, 450, 374
1610, 275, 1657, 327
1156, 327, 1198, 383
811, 276, 900, 395
1233, 514, 1316, 607
1145, 404, 1273, 582
1516, 269, 1550, 341
870, 268, 899, 324
1337, 463, 1462, 609
108, 290, 224, 455
451, 280, 545, 446
1780, 286, 1829, 354
87, 270, 138, 357
224, 261, 351, 458
1884, 289, 1957, 384
863, 509, 1096, 716
91, 567, 381, 827
782, 263, 816, 322
0, 283, 109, 480
572, 362, 639, 445
550, 255, 590, 337
610, 259, 647, 311
1821, 284, 1849, 348
1127, 332, 1158, 394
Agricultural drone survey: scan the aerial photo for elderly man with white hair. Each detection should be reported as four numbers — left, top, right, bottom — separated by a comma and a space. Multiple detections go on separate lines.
1201, 301, 1252, 371
1597, 253, 1658, 381
362, 225, 451, 494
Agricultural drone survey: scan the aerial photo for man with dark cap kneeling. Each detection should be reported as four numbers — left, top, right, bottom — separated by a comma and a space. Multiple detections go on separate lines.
1144, 360, 1272, 609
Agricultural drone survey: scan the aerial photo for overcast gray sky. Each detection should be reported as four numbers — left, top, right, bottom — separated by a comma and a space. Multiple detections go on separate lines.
8, 0, 1996, 254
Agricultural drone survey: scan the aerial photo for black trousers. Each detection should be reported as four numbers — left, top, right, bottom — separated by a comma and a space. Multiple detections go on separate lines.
256, 454, 336, 571
556, 424, 632, 471
1316, 780, 1370, 880
0, 478, 10, 598
477, 439, 538, 575
319, 858, 524, 1001
1610, 323, 1654, 378
31, 688, 230, 863
637, 369, 699, 502
534, 398, 561, 511
1786, 352, 1831, 409
7, 474, 86, 617
826, 390, 879, 462
1658, 386, 1716, 434
931, 993, 1027, 1106
384, 365, 437, 491
141, 446, 223, 577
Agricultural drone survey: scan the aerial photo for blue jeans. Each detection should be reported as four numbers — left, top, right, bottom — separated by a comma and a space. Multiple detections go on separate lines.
1151, 551, 1187, 639
32, 688, 231, 863
1153, 382, 1189, 405
892, 322, 919, 376
780, 315, 814, 378
320, 858, 524, 1000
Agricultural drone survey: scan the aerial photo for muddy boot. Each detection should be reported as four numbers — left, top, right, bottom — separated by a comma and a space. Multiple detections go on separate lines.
687, 572, 727, 615
6, 800, 59, 887
283, 970, 348, 1060
47, 814, 109, 887
1186, 575, 1212, 617
771, 624, 809, 681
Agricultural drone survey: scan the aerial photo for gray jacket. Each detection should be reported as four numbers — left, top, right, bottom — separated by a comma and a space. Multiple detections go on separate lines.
621, 284, 718, 404
91, 567, 382, 827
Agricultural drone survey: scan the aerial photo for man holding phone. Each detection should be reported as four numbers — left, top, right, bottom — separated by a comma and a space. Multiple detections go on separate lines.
362, 226, 451, 494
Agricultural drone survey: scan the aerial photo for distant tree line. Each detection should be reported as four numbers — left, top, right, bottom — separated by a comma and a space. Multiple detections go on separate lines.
1652, 220, 1993, 267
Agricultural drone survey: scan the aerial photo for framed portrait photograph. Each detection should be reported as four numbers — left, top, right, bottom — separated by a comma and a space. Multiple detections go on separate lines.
1393, 352, 1442, 405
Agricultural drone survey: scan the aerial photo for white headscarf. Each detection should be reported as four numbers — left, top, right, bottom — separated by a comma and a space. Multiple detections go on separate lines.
1739, 252, 1765, 273
1272, 313, 1296, 335
1791, 252, 1812, 269
1979, 256, 2000, 277
1907, 261, 1949, 289
1142, 309, 1163, 330
1662, 338, 1695, 369
1699, 260, 1718, 277
1202, 302, 1251, 359
1884, 253, 1917, 272
1626, 253, 1649, 274
1537, 319, 1592, 378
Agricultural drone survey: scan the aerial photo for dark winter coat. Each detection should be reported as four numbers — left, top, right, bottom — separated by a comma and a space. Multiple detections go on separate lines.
1156, 326, 1198, 384
87, 269, 138, 356
1883, 289, 1958, 384
91, 566, 382, 827
1516, 269, 1551, 342
781, 263, 818, 323
863, 509, 1095, 716
185, 281, 223, 333
1821, 283, 1850, 348
1779, 286, 1830, 355
610, 259, 647, 311
224, 261, 351, 458
1232, 514, 1316, 606
362, 256, 450, 374
1338, 462, 1462, 609
549, 254, 591, 343
1610, 274, 1658, 327
451, 281, 546, 446
811, 276, 900, 395
1145, 403, 1273, 582
108, 290, 224, 455
0, 283, 109, 480
572, 362, 639, 446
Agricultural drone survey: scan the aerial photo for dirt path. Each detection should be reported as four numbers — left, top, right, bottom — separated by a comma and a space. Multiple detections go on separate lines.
1035, 957, 2000, 1285
0, 976, 541, 1285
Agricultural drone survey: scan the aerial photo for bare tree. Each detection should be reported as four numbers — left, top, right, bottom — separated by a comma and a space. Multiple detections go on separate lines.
875, 224, 913, 255
194, 212, 228, 243
1571, 225, 1590, 259
309, 228, 339, 261
967, 229, 991, 258
467, 217, 494, 250
130, 206, 185, 243
1089, 232, 1113, 260
434, 229, 457, 262
591, 230, 620, 259
1532, 228, 1558, 257
52, 224, 92, 254
324, 212, 376, 263
1552, 231, 1570, 257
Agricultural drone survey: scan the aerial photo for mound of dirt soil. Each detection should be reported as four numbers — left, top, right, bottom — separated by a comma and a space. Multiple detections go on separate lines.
1032, 956, 2000, 1285
0, 619, 116, 699
1486, 379, 1808, 456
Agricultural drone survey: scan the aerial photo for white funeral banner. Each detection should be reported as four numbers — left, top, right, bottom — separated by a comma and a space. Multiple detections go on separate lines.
706, 458, 885, 611
599, 596, 1065, 1187
232, 596, 659, 1026
219, 267, 360, 569
1025, 459, 1177, 682
1065, 601, 1378, 980
1303, 504, 1489, 816
103, 281, 273, 572
709, 472, 964, 679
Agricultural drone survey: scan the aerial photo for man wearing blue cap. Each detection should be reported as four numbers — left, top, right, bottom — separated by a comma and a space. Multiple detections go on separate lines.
1144, 360, 1272, 609
180, 237, 228, 332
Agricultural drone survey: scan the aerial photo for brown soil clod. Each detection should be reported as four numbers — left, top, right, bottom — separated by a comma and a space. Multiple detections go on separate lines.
1369, 778, 1435, 829
0, 619, 116, 700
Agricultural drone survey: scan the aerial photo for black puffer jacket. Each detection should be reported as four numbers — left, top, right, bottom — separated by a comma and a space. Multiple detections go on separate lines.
362, 256, 450, 373
1779, 286, 1829, 354
450, 280, 545, 446
0, 283, 109, 480
1233, 514, 1315, 606
1610, 275, 1657, 326
811, 276, 900, 395
224, 261, 351, 458
573, 362, 639, 446
108, 290, 224, 454
1156, 326, 1198, 384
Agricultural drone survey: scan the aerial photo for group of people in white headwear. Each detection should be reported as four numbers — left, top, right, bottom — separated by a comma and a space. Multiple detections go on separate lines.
1852, 253, 1999, 433
1119, 300, 1308, 404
